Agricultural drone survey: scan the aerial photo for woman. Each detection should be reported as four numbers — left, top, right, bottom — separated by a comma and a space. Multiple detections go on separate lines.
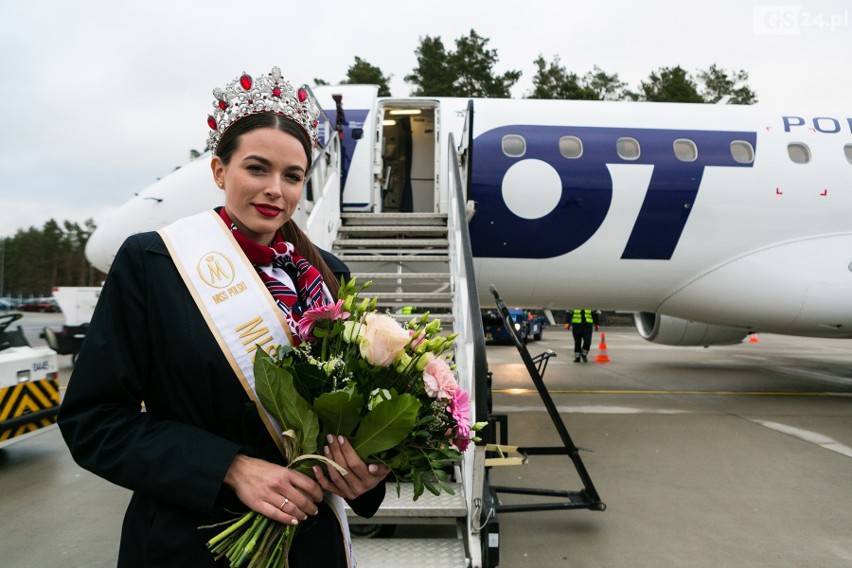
58, 67, 388, 567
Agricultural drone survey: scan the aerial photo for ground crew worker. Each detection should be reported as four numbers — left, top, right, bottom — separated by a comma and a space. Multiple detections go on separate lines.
566, 309, 600, 363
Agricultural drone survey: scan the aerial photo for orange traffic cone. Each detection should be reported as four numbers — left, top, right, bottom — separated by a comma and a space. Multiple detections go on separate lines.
748, 333, 760, 343
594, 332, 611, 363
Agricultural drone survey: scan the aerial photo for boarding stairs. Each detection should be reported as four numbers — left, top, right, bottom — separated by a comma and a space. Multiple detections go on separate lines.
332, 212, 455, 328
333, 211, 470, 566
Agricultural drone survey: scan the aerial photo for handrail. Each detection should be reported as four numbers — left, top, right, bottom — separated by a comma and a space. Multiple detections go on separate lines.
302, 85, 340, 201
298, 86, 342, 250
447, 132, 488, 567
304, 118, 339, 184
302, 84, 336, 141
447, 133, 488, 425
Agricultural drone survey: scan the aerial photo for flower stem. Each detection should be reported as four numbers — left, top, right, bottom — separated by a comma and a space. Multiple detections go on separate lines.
236, 515, 268, 566
207, 511, 254, 549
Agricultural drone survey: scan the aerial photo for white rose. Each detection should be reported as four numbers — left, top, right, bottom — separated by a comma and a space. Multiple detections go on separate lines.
359, 313, 410, 367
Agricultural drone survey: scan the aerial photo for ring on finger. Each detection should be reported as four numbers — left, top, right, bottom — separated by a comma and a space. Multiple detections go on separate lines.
279, 497, 289, 511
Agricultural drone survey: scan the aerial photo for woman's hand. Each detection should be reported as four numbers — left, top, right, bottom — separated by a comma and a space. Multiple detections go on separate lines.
224, 453, 323, 525
313, 435, 390, 500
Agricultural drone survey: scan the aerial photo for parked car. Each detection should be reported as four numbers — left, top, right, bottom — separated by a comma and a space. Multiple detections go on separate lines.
18, 300, 60, 313
0, 299, 14, 312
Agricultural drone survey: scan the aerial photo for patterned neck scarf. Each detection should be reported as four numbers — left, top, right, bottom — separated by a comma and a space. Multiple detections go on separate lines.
218, 208, 330, 343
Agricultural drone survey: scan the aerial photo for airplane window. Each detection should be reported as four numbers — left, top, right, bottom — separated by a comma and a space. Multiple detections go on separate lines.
502, 134, 526, 157
845, 144, 852, 164
787, 142, 811, 164
731, 141, 755, 164
559, 136, 583, 159
673, 139, 698, 162
616, 137, 640, 160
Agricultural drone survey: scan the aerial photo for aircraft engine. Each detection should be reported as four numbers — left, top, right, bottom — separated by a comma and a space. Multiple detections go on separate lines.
633, 312, 749, 347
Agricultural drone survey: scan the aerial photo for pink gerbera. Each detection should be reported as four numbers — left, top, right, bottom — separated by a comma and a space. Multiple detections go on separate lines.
448, 388, 471, 451
297, 300, 349, 342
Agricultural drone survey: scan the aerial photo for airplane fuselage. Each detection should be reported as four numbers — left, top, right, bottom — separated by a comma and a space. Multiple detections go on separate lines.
84, 87, 852, 341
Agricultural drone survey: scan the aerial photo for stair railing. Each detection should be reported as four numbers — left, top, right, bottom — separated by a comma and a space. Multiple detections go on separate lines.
447, 133, 488, 567
298, 88, 342, 252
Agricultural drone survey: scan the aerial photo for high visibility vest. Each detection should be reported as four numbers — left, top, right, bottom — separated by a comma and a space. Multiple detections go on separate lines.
571, 309, 594, 324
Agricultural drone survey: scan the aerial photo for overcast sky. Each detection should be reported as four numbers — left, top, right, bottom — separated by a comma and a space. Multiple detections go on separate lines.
1, 0, 849, 238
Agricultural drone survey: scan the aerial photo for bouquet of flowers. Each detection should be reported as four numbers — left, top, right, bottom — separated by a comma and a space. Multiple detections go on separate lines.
206, 278, 483, 568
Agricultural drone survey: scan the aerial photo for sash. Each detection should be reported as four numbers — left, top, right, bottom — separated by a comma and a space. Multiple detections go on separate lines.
158, 211, 355, 567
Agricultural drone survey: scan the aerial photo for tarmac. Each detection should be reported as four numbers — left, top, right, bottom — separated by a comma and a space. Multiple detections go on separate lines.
2, 314, 851, 567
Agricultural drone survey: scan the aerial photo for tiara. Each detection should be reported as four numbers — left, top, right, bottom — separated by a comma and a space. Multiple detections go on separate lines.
206, 66, 320, 152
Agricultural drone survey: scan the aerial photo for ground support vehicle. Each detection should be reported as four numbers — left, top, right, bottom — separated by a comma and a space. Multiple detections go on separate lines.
0, 313, 60, 448
483, 308, 547, 342
42, 286, 101, 363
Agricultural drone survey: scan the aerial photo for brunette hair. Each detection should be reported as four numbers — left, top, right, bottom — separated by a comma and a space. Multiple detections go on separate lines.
216, 114, 339, 297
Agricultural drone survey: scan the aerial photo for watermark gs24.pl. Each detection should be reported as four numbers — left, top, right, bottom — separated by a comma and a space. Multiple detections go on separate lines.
754, 5, 849, 35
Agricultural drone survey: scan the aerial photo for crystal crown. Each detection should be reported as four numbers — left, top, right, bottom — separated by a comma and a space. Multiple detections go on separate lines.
206, 66, 320, 152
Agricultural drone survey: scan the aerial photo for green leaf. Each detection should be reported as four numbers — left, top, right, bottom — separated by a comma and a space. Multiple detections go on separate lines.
254, 349, 291, 428
254, 349, 320, 456
412, 472, 424, 500
296, 409, 320, 457
352, 394, 421, 460
292, 362, 324, 394
313, 389, 364, 437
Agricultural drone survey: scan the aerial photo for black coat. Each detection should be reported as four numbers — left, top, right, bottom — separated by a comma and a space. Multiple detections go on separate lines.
58, 231, 383, 567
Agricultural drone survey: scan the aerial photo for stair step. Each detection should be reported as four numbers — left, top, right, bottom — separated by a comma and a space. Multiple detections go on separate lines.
353, 272, 449, 280
375, 301, 454, 309
355, 284, 451, 295
342, 212, 448, 226
351, 538, 466, 568
336, 254, 449, 263
387, 312, 455, 324
338, 225, 448, 236
369, 292, 452, 300
334, 238, 449, 248
346, 482, 466, 520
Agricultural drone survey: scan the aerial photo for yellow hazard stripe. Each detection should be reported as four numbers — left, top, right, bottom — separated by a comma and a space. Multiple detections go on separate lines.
0, 377, 60, 441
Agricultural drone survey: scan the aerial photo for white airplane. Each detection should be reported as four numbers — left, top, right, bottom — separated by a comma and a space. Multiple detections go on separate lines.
85, 85, 852, 345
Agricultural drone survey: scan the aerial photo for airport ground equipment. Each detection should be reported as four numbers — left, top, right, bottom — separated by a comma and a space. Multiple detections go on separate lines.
482, 308, 546, 343
40, 286, 101, 364
0, 313, 60, 448
479, 286, 606, 566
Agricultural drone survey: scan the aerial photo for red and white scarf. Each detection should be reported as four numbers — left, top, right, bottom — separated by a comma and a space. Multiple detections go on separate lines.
218, 208, 330, 343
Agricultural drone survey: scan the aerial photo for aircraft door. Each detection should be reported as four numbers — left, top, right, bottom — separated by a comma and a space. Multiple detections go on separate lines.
409, 112, 436, 212
378, 104, 438, 212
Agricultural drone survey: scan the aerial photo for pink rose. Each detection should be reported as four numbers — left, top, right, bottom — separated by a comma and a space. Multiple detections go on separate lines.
359, 313, 410, 367
423, 357, 458, 400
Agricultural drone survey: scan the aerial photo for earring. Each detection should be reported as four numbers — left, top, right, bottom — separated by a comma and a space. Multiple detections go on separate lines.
218, 180, 224, 189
